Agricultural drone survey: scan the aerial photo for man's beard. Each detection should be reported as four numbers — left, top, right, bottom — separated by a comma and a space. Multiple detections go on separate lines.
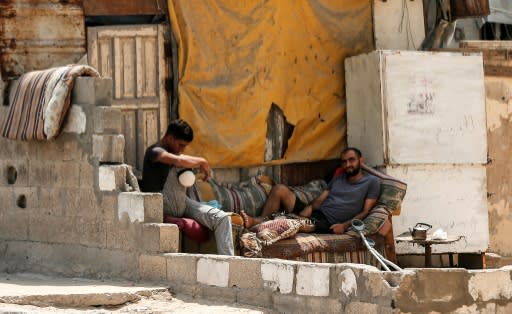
345, 165, 361, 177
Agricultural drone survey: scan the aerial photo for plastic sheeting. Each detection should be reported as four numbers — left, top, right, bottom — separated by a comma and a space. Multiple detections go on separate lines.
168, 0, 373, 167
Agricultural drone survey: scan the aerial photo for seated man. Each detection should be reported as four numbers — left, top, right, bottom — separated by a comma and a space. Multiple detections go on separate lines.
141, 119, 234, 255
241, 147, 380, 234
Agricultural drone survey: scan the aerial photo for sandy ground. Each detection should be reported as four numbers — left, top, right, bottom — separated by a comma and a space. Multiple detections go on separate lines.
0, 273, 277, 314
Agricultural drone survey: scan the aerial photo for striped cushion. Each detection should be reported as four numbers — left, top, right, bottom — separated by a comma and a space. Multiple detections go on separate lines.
1, 65, 99, 141
192, 175, 271, 216
289, 179, 327, 204
362, 164, 407, 215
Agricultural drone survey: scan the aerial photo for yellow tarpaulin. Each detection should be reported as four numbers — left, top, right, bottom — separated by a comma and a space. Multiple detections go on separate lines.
168, 0, 373, 167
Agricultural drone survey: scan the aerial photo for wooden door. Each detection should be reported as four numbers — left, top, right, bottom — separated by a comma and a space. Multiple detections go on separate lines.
87, 25, 169, 173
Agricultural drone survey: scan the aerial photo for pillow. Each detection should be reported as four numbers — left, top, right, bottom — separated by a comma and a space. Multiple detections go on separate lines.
192, 175, 271, 217
361, 164, 407, 215
44, 65, 100, 139
250, 218, 302, 246
361, 206, 390, 236
376, 179, 407, 215
289, 179, 327, 204
164, 215, 210, 243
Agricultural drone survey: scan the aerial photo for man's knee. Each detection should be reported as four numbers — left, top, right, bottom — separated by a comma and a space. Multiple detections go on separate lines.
271, 184, 292, 197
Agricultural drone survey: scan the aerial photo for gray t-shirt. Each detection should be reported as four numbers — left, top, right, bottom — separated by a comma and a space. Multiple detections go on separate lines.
319, 174, 381, 225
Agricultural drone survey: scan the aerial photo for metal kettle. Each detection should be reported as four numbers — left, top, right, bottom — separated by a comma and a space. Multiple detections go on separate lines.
410, 223, 432, 240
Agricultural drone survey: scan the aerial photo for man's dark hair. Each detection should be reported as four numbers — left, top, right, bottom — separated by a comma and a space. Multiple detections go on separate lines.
165, 119, 194, 142
341, 147, 362, 158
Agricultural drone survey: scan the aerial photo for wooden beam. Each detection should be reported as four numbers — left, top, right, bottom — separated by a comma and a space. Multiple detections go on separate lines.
83, 0, 167, 16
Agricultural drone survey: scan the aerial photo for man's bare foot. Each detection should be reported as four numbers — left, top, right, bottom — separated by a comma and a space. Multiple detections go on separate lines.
240, 210, 264, 229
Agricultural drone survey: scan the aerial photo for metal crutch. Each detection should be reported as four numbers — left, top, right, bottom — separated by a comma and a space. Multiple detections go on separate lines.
351, 219, 402, 271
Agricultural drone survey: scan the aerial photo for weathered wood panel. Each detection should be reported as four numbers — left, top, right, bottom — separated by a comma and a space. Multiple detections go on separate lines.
450, 0, 490, 19
88, 25, 169, 173
0, 0, 85, 78
83, 0, 167, 16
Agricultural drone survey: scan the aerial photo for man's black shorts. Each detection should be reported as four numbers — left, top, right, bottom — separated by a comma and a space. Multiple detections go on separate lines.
292, 198, 331, 233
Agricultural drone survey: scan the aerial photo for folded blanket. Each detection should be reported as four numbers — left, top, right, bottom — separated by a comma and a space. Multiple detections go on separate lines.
1, 65, 99, 141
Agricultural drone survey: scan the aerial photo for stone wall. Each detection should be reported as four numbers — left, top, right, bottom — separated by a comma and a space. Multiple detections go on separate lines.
0, 77, 179, 279
140, 253, 512, 313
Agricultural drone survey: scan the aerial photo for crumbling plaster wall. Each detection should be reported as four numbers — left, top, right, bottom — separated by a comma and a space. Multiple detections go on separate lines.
486, 76, 512, 257
0, 77, 179, 279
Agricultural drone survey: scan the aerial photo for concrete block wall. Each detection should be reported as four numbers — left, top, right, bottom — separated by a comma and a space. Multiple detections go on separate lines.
0, 77, 179, 279
139, 254, 512, 313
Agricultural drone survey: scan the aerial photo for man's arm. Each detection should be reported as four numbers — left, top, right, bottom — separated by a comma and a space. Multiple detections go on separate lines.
330, 197, 377, 234
299, 190, 330, 217
155, 151, 212, 179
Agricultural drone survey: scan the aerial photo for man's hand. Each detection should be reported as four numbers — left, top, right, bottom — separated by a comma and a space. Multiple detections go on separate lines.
330, 223, 347, 234
199, 161, 212, 180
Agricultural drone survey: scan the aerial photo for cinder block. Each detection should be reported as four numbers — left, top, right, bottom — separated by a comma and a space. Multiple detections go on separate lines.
54, 161, 80, 188
47, 216, 78, 244
197, 257, 230, 287
93, 106, 123, 134
196, 285, 237, 303
468, 269, 512, 302
71, 77, 112, 106
394, 269, 470, 313
361, 269, 394, 300
60, 139, 84, 162
229, 258, 263, 289
28, 214, 49, 242
306, 297, 343, 313
0, 210, 29, 241
92, 134, 124, 163
261, 260, 296, 294
0, 160, 28, 186
76, 188, 98, 219
28, 161, 57, 187
74, 217, 106, 248
296, 263, 331, 296
273, 294, 307, 314
236, 289, 273, 308
0, 139, 29, 160
345, 302, 379, 314
79, 162, 95, 188
118, 192, 163, 223
62, 105, 86, 134
98, 165, 126, 191
166, 254, 198, 284
139, 254, 167, 281
99, 194, 118, 222
142, 223, 180, 253
106, 219, 143, 251
13, 187, 38, 211
0, 187, 15, 210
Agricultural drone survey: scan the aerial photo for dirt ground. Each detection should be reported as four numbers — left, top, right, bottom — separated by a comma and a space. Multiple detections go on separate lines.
0, 273, 277, 314
0, 290, 277, 313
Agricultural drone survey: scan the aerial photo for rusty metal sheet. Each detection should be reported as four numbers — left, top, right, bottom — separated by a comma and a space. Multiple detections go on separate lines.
450, 0, 490, 19
0, 0, 85, 79
83, 0, 167, 16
